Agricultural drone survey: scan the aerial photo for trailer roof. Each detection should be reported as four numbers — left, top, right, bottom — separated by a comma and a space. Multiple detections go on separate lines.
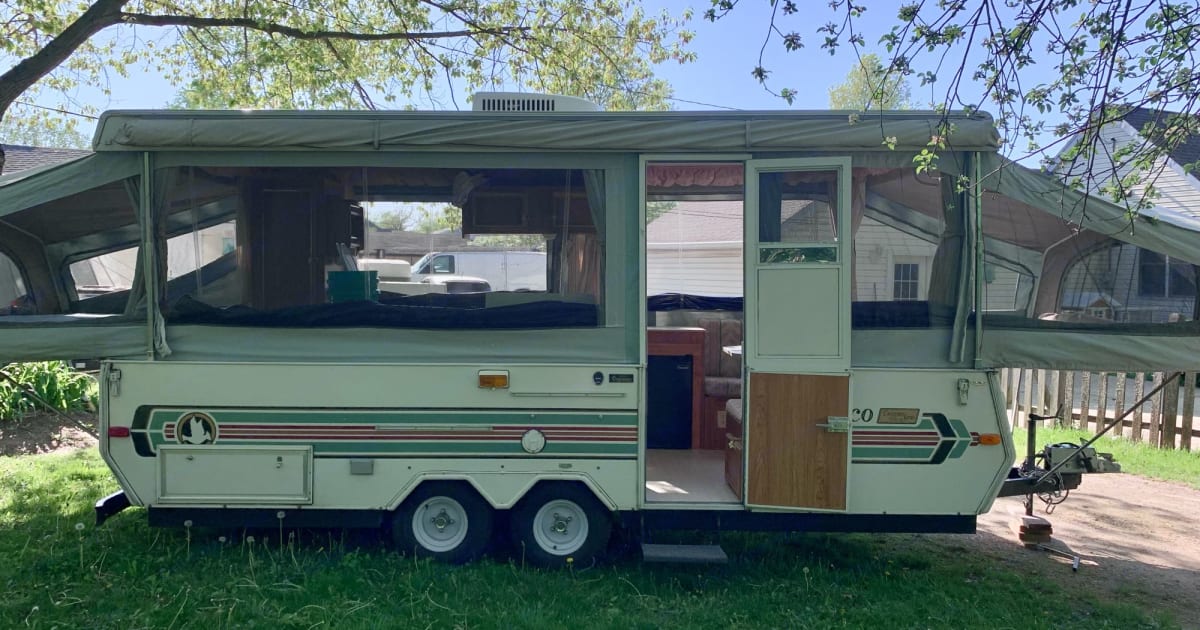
92, 109, 1001, 153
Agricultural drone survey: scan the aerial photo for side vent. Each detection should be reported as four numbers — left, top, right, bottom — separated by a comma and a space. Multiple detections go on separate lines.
472, 92, 599, 113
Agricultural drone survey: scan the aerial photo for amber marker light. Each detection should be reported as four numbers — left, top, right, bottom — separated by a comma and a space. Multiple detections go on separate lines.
978, 433, 1002, 446
478, 370, 510, 389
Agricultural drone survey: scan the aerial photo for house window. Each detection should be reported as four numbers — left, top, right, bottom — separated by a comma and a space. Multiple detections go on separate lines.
1138, 251, 1196, 298
893, 262, 920, 301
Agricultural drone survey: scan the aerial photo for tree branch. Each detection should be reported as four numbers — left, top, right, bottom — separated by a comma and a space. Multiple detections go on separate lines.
0, 0, 129, 113
118, 12, 527, 42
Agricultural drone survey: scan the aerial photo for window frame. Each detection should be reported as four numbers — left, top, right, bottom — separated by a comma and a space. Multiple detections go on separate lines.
892, 261, 920, 301
1138, 250, 1197, 298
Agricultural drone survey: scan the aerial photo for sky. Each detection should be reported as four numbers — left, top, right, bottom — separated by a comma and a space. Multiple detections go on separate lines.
16, 1, 1057, 153
18, 4, 943, 122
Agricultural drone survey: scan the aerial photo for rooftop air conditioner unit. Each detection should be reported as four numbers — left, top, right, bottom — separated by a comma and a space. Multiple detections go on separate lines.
472, 92, 599, 113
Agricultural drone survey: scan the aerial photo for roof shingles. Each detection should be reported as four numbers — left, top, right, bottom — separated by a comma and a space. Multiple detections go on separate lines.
1, 144, 91, 174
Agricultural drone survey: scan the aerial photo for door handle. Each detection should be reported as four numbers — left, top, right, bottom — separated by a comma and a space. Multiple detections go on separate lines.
816, 416, 849, 433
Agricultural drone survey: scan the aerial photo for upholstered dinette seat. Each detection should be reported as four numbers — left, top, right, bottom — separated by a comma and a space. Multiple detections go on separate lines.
698, 317, 743, 449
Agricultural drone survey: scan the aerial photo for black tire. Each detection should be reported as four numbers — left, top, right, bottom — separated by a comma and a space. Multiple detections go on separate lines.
509, 482, 612, 568
391, 481, 493, 564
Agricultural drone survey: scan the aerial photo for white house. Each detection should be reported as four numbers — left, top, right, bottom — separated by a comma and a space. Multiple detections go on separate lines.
1053, 107, 1200, 323
646, 198, 1023, 308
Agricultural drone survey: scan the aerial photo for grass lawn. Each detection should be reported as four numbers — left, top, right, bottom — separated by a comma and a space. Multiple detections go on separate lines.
0, 450, 1176, 629
1013, 426, 1200, 491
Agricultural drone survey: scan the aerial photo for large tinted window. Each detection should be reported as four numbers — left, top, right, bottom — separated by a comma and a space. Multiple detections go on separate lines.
156, 165, 605, 329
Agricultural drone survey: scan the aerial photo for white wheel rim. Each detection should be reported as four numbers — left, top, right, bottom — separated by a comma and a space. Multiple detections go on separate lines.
532, 499, 589, 556
411, 496, 469, 553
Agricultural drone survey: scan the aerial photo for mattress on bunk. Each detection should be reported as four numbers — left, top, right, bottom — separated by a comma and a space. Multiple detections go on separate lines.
0, 313, 128, 324
982, 313, 1200, 335
647, 293, 953, 329
166, 294, 599, 329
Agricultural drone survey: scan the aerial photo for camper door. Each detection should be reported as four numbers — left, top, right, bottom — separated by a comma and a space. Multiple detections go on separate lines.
743, 158, 851, 511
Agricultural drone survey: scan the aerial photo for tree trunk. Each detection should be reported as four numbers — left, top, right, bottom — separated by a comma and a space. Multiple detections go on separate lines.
0, 0, 129, 174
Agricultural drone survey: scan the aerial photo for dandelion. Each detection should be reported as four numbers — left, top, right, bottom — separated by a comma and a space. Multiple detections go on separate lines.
246, 535, 255, 544
218, 536, 227, 544
74, 523, 85, 532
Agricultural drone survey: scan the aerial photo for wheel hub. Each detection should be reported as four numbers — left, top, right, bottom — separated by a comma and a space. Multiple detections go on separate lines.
431, 509, 455, 530
411, 496, 469, 553
532, 499, 589, 556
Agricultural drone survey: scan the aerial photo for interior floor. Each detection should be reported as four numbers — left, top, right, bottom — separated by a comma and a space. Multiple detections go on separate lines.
644, 448, 740, 504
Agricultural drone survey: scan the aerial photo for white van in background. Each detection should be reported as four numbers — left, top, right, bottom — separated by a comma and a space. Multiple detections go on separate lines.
412, 251, 546, 291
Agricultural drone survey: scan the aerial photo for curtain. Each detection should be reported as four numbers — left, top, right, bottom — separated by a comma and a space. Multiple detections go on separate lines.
929, 174, 963, 310
759, 172, 782, 242
122, 177, 145, 317
849, 174, 867, 300
149, 167, 178, 356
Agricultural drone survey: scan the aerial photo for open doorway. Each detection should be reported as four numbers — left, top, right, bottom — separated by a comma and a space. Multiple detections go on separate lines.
643, 161, 745, 505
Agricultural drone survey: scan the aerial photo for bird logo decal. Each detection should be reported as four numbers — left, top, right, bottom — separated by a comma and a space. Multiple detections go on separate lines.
175, 412, 218, 445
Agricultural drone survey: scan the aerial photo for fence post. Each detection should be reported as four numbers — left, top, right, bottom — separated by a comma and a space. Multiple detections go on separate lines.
1149, 372, 1164, 447
1000, 368, 1010, 408
1096, 372, 1109, 429
1008, 369, 1022, 428
1033, 369, 1045, 418
1162, 373, 1180, 450
1078, 372, 1092, 430
1131, 374, 1146, 443
1063, 371, 1077, 428
1021, 368, 1033, 427
1047, 371, 1060, 428
1181, 372, 1196, 452
1114, 373, 1127, 438
1008, 364, 1017, 415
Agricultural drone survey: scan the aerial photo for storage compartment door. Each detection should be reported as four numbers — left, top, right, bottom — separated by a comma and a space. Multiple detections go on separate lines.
158, 445, 313, 504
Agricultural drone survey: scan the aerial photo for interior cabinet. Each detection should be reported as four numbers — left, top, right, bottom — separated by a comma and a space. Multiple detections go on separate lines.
462, 188, 595, 234
724, 408, 744, 500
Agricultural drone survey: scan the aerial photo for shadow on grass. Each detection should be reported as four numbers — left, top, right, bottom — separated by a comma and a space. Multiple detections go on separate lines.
0, 450, 1178, 629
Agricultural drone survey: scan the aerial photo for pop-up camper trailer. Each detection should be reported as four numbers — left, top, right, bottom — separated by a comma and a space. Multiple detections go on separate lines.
0, 96, 1196, 565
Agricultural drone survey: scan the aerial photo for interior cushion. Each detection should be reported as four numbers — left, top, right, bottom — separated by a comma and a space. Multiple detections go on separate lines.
697, 318, 722, 377
704, 376, 742, 398
718, 319, 743, 377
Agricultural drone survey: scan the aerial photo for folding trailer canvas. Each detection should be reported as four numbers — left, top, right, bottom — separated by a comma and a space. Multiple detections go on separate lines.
0, 96, 1196, 565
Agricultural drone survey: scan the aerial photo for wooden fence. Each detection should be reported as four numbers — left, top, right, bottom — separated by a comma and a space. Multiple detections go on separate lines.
1000, 368, 1198, 451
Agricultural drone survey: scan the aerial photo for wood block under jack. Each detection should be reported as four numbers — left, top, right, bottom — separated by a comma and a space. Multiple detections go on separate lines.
1010, 514, 1053, 546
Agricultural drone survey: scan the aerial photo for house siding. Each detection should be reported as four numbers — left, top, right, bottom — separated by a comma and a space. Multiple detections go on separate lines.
1055, 120, 1200, 321
646, 245, 742, 297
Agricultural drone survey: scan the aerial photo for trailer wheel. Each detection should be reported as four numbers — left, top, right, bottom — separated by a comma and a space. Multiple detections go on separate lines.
391, 482, 492, 564
509, 483, 612, 567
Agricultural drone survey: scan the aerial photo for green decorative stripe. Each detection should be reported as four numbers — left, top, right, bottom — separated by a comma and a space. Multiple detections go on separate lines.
147, 409, 637, 427
851, 413, 977, 465
852, 446, 935, 460
133, 406, 637, 458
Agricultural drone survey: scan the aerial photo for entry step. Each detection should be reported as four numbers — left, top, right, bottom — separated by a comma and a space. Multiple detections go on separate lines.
641, 543, 728, 564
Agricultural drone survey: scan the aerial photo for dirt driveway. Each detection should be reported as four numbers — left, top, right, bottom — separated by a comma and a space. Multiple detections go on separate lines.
948, 474, 1200, 626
